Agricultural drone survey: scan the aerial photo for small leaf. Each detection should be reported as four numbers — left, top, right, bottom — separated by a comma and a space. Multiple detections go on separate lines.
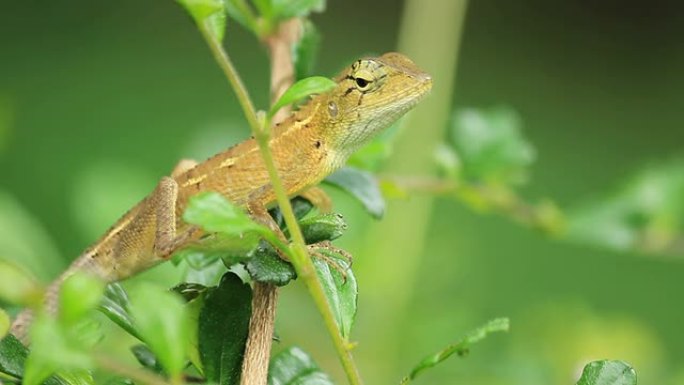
58, 273, 105, 325
184, 192, 267, 236
268, 346, 333, 385
270, 0, 326, 20
0, 333, 28, 379
0, 259, 43, 306
129, 283, 190, 381
177, 0, 228, 41
299, 213, 348, 244
292, 20, 321, 81
246, 244, 296, 286
312, 249, 356, 339
450, 107, 535, 185
268, 76, 336, 120
325, 167, 385, 219
131, 344, 165, 374
97, 283, 141, 341
576, 360, 637, 385
401, 318, 509, 384
199, 272, 252, 385
171, 282, 209, 302
225, 0, 258, 32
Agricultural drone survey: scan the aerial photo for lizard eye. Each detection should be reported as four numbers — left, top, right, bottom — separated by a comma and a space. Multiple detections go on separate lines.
355, 77, 369, 89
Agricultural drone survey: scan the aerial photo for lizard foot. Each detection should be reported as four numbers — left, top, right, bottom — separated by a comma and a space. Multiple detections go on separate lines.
306, 241, 353, 283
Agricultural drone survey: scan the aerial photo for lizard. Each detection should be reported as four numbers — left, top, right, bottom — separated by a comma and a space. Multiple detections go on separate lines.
10, 52, 432, 343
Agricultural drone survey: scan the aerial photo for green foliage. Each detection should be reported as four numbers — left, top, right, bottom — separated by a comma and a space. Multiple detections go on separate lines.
313, 249, 357, 339
268, 76, 336, 120
567, 159, 684, 256
58, 274, 105, 326
292, 20, 321, 80
199, 272, 252, 385
449, 107, 535, 185
131, 344, 165, 374
129, 283, 190, 382
184, 191, 267, 236
268, 347, 333, 385
0, 334, 28, 381
246, 244, 297, 286
576, 360, 637, 385
401, 318, 510, 384
325, 167, 386, 219
297, 213, 347, 244
0, 309, 8, 338
97, 283, 142, 341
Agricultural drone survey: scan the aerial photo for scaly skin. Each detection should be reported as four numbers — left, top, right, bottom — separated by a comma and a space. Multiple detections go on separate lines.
11, 52, 432, 342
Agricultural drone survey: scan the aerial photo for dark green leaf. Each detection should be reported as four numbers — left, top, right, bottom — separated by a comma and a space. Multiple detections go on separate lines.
246, 245, 296, 286
576, 360, 637, 385
270, 197, 314, 229
312, 249, 356, 339
268, 346, 333, 385
177, 0, 228, 41
268, 76, 336, 120
184, 192, 267, 236
97, 283, 141, 341
292, 20, 321, 81
270, 0, 325, 20
401, 318, 509, 384
325, 167, 385, 219
131, 344, 165, 374
299, 213, 348, 244
129, 283, 190, 380
450, 107, 535, 185
199, 272, 252, 385
58, 273, 105, 326
0, 333, 70, 385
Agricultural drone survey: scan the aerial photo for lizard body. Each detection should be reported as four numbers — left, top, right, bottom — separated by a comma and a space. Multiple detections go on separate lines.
11, 52, 432, 341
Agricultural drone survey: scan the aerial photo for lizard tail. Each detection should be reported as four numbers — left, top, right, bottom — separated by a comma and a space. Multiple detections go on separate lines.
10, 251, 101, 345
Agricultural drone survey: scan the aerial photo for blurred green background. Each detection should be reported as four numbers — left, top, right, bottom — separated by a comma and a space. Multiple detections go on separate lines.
1, 0, 683, 384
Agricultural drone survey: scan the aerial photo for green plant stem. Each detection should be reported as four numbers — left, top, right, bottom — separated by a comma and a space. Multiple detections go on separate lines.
198, 20, 363, 385
94, 354, 172, 385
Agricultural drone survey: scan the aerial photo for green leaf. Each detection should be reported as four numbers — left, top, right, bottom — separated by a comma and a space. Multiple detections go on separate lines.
298, 213, 348, 244
450, 107, 535, 185
129, 283, 190, 381
97, 283, 141, 341
225, 0, 258, 32
58, 273, 105, 325
131, 344, 165, 374
0, 259, 43, 306
268, 346, 333, 385
268, 76, 336, 120
245, 244, 296, 286
270, 0, 325, 20
52, 370, 95, 385
0, 333, 28, 380
325, 167, 385, 219
184, 192, 267, 236
0, 308, 9, 338
401, 318, 509, 384
292, 20, 321, 81
199, 272, 252, 385
312, 249, 356, 339
177, 0, 228, 41
576, 360, 637, 385
270, 197, 314, 229
24, 316, 93, 385
171, 282, 209, 302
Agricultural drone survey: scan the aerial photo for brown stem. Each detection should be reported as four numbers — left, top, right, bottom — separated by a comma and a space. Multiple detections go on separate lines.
239, 18, 302, 385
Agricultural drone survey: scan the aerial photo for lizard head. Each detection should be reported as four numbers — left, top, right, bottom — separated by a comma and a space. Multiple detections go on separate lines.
322, 52, 432, 157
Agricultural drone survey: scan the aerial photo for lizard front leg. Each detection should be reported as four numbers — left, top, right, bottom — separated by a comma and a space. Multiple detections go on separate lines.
299, 186, 332, 213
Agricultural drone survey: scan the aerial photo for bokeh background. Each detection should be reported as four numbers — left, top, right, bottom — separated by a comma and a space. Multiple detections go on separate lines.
1, 0, 684, 384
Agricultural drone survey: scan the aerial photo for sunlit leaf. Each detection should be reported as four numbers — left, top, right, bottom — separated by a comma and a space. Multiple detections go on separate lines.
129, 283, 190, 381
0, 308, 8, 338
268, 76, 336, 120
268, 346, 333, 385
325, 167, 385, 219
401, 318, 509, 384
576, 360, 637, 385
450, 107, 535, 185
312, 249, 356, 339
177, 0, 228, 41
58, 273, 105, 326
199, 272, 252, 384
184, 192, 267, 236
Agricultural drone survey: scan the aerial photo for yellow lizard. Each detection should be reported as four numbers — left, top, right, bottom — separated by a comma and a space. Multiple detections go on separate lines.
10, 52, 432, 342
